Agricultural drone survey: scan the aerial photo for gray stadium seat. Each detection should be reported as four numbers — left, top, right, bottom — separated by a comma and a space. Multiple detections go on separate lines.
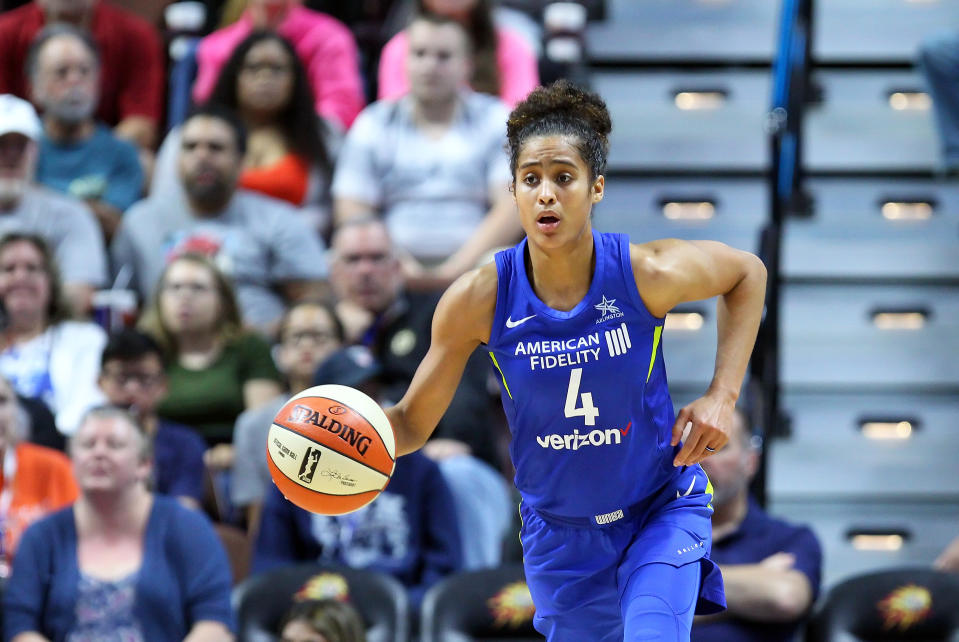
587, 0, 777, 64
781, 284, 959, 390
769, 500, 959, 588
593, 71, 770, 173
783, 182, 959, 280
805, 71, 937, 173
814, 0, 959, 64
594, 177, 767, 251
769, 392, 959, 499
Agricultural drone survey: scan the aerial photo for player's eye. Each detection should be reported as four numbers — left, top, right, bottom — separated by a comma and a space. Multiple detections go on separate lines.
523, 174, 538, 185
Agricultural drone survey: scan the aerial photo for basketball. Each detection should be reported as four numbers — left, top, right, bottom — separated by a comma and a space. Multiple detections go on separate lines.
267, 384, 396, 515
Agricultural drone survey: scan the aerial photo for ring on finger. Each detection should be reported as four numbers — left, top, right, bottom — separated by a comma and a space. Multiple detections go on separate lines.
704, 446, 716, 452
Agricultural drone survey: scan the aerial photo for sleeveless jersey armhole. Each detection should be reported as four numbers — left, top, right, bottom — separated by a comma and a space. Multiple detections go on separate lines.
618, 234, 666, 326
487, 247, 514, 348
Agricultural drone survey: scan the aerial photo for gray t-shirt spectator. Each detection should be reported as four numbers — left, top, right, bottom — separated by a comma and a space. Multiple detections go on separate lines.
332, 91, 511, 262
231, 395, 285, 509
112, 190, 329, 328
0, 186, 107, 287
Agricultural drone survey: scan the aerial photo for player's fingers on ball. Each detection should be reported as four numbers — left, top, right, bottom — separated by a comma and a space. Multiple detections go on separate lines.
670, 408, 691, 446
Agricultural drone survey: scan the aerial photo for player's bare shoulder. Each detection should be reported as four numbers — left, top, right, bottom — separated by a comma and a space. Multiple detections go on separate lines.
433, 262, 498, 345
628, 239, 689, 318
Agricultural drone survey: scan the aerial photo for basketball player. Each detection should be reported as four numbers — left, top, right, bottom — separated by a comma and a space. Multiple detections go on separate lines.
384, 80, 767, 640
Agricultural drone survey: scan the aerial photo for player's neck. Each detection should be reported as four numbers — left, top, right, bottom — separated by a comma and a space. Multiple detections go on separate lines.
526, 233, 595, 312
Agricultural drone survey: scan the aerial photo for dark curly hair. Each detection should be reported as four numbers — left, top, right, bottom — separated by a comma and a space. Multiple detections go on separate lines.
506, 80, 611, 181
209, 31, 331, 175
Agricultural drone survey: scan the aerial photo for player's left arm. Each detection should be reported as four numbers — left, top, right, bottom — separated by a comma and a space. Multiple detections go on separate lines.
632, 239, 767, 466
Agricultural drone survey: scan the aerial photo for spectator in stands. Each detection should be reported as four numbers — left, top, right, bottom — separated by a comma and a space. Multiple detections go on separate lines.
153, 32, 335, 232
193, 0, 365, 132
0, 233, 106, 436
139, 253, 282, 468
252, 350, 462, 612
693, 408, 822, 642
0, 372, 77, 576
232, 300, 343, 532
98, 329, 207, 508
918, 32, 959, 173
329, 217, 511, 570
28, 25, 144, 242
334, 14, 519, 289
4, 406, 235, 641
113, 104, 330, 332
936, 535, 959, 573
378, 0, 538, 108
0, 94, 108, 313
278, 599, 367, 642
0, 0, 164, 152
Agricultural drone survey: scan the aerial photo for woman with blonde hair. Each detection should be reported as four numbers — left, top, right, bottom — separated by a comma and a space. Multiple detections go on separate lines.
139, 252, 282, 467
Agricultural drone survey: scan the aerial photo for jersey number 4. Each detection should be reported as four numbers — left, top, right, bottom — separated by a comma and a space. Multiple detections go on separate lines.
564, 368, 599, 426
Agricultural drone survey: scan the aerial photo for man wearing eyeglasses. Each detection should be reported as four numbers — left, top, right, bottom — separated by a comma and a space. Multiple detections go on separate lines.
97, 328, 206, 509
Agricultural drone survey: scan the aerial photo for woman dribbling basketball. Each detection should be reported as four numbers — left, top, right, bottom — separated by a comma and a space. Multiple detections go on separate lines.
384, 80, 767, 640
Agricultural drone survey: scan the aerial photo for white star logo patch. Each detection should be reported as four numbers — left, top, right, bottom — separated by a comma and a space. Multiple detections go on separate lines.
594, 295, 620, 316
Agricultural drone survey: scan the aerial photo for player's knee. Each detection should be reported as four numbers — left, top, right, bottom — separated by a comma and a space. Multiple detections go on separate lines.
625, 593, 689, 642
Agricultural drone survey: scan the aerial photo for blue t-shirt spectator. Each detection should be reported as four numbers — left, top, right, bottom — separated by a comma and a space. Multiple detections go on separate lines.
253, 451, 462, 610
37, 124, 143, 211
691, 497, 822, 642
3, 496, 234, 640
154, 419, 207, 505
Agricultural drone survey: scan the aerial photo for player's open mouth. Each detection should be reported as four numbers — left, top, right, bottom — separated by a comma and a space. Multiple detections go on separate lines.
537, 213, 560, 232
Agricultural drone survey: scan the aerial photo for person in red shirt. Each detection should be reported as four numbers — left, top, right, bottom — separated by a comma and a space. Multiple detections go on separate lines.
0, 0, 164, 151
0, 373, 78, 575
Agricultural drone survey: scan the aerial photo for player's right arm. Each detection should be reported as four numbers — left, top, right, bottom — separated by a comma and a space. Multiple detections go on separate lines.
385, 264, 497, 455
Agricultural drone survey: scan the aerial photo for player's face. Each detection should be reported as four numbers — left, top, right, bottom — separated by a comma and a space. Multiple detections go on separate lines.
281, 619, 328, 642
0, 240, 52, 321
178, 116, 242, 210
278, 304, 342, 385
159, 260, 222, 337
406, 21, 472, 105
71, 416, 149, 494
32, 35, 99, 125
237, 39, 295, 116
330, 224, 402, 313
99, 355, 167, 418
512, 134, 604, 249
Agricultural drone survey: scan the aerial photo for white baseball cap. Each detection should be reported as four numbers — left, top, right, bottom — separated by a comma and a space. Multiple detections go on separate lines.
0, 94, 42, 141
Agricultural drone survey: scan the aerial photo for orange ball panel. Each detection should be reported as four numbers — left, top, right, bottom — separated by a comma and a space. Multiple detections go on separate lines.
274, 396, 394, 476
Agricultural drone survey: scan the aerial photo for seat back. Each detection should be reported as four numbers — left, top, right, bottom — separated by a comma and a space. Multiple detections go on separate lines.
806, 567, 959, 642
232, 563, 409, 642
420, 565, 543, 642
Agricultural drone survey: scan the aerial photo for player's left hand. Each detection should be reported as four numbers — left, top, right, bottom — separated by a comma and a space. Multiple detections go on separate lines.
670, 392, 735, 466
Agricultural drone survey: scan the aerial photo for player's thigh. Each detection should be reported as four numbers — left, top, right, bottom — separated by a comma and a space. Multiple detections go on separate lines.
520, 505, 625, 641
621, 561, 700, 642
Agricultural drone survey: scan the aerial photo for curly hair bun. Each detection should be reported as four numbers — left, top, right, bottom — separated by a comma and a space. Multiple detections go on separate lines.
507, 79, 611, 142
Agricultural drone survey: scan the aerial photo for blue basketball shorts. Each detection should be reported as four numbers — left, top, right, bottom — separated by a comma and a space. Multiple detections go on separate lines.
519, 464, 726, 641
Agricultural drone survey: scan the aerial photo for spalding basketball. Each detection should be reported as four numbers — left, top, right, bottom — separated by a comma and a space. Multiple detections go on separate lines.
267, 384, 396, 515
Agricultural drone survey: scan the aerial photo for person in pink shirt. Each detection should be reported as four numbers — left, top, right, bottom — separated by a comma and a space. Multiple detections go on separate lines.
377, 0, 539, 108
192, 0, 364, 131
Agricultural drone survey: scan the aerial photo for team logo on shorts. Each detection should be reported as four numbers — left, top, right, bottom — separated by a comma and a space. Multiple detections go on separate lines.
298, 447, 322, 483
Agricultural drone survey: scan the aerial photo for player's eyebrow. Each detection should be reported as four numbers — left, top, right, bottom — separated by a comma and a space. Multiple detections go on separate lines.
518, 158, 579, 169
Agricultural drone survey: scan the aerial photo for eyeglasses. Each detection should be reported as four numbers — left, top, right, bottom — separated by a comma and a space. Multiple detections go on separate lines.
161, 282, 214, 296
240, 62, 292, 76
102, 370, 163, 387
337, 252, 392, 267
283, 330, 337, 347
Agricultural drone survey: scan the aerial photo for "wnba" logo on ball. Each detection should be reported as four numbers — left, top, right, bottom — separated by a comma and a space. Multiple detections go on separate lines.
287, 404, 373, 456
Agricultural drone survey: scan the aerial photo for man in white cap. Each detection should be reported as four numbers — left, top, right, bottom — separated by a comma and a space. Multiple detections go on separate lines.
0, 94, 107, 313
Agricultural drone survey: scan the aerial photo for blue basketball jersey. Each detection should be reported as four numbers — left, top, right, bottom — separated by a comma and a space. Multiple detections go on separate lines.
488, 229, 679, 518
